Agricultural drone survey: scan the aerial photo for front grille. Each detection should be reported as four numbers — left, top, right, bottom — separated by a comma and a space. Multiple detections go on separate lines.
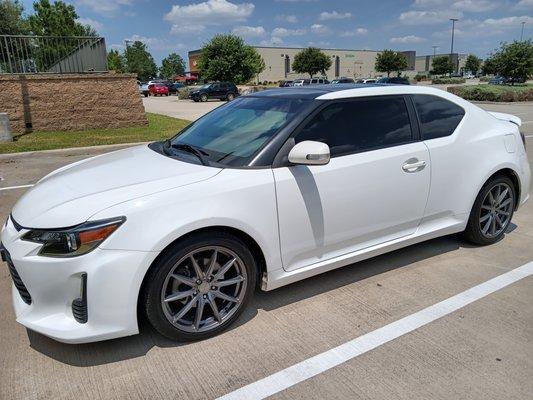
1, 244, 32, 305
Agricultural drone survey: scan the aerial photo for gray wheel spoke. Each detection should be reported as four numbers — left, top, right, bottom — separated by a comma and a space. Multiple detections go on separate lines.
216, 275, 244, 287
498, 198, 512, 209
497, 210, 510, 216
497, 188, 508, 204
164, 289, 195, 302
490, 214, 497, 235
479, 214, 490, 223
214, 258, 236, 281
206, 249, 218, 278
208, 293, 222, 322
171, 274, 196, 287
194, 297, 205, 330
190, 254, 204, 279
482, 215, 492, 234
214, 291, 239, 303
488, 191, 495, 205
173, 296, 199, 322
494, 214, 504, 228
481, 205, 492, 211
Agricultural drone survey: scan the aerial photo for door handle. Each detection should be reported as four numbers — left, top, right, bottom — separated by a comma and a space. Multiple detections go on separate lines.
402, 158, 426, 173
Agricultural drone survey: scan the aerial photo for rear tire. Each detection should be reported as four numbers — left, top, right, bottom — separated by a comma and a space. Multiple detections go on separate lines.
226, 93, 235, 101
200, 94, 208, 102
143, 231, 257, 341
463, 175, 515, 245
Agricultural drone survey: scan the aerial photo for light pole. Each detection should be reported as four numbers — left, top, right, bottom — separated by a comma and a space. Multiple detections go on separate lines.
520, 21, 526, 41
432, 45, 438, 57
449, 18, 459, 74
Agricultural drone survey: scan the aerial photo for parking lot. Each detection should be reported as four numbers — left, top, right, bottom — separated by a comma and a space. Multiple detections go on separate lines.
1, 102, 532, 400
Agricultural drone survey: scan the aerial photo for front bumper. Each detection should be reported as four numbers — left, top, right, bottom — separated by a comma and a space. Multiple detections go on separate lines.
1, 217, 158, 344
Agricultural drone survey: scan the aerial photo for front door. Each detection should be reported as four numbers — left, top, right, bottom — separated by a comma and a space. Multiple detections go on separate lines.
274, 95, 430, 271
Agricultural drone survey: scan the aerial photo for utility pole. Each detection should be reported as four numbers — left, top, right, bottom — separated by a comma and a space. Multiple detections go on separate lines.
432, 46, 438, 57
520, 21, 526, 41
449, 18, 459, 74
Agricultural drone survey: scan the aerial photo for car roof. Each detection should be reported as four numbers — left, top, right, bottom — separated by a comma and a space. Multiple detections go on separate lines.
245, 84, 465, 102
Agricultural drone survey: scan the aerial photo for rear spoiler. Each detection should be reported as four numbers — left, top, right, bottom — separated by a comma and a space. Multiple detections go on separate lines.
487, 111, 522, 127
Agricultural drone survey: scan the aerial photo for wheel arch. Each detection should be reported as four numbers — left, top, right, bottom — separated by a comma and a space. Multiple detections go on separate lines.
485, 168, 521, 210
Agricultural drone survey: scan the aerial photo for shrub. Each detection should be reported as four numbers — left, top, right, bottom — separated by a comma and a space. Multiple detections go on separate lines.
431, 77, 466, 84
177, 87, 190, 99
414, 74, 429, 82
447, 85, 533, 102
479, 76, 491, 82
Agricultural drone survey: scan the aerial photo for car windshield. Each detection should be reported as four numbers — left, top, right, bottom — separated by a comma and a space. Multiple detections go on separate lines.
166, 96, 310, 166
199, 84, 212, 89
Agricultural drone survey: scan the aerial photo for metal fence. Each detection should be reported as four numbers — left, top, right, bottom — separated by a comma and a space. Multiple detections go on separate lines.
0, 35, 108, 74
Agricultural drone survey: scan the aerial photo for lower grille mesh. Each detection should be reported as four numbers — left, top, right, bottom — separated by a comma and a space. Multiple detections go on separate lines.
1, 245, 32, 305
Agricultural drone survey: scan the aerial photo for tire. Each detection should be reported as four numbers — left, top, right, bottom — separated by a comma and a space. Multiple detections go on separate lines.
226, 93, 235, 101
193, 99, 199, 102
200, 94, 208, 102
144, 93, 148, 97
463, 175, 515, 245
143, 231, 257, 341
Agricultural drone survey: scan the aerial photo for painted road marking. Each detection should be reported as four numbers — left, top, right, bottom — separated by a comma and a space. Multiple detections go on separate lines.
0, 184, 34, 191
217, 262, 533, 400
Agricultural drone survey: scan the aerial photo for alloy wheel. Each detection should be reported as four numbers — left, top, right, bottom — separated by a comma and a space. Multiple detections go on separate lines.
479, 182, 513, 238
160, 246, 247, 333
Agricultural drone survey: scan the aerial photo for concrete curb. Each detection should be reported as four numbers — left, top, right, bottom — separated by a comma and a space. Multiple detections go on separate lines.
0, 141, 149, 160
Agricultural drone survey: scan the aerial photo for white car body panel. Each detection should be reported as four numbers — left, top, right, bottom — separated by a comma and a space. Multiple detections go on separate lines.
1, 85, 530, 343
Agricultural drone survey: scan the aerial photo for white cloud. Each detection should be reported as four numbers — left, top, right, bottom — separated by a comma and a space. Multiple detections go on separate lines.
390, 35, 427, 43
260, 36, 284, 46
399, 10, 463, 25
310, 24, 330, 34
319, 11, 352, 20
77, 18, 104, 32
481, 15, 532, 26
125, 34, 185, 52
340, 27, 368, 37
75, 0, 133, 15
232, 25, 267, 37
514, 0, 533, 9
164, 0, 254, 25
170, 24, 205, 35
276, 14, 298, 23
272, 27, 306, 36
452, 0, 498, 12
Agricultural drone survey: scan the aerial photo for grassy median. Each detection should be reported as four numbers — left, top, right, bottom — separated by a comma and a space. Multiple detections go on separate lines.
448, 84, 533, 102
0, 113, 190, 154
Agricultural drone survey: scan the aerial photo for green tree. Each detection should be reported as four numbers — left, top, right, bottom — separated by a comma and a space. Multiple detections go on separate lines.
481, 56, 497, 75
0, 0, 28, 35
28, 0, 95, 36
431, 56, 454, 76
375, 50, 408, 77
491, 40, 533, 84
198, 34, 265, 83
464, 54, 481, 74
124, 41, 157, 81
159, 52, 185, 80
292, 47, 332, 78
107, 49, 124, 73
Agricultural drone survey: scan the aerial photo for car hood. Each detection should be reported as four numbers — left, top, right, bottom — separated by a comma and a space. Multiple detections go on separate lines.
12, 145, 221, 228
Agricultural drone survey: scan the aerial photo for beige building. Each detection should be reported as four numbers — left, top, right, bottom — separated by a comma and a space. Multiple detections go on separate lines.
415, 53, 468, 74
189, 46, 416, 83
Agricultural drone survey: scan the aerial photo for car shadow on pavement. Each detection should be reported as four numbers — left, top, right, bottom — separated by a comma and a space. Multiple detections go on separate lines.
27, 233, 475, 367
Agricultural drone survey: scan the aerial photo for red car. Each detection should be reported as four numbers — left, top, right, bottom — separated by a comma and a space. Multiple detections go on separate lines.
149, 83, 169, 96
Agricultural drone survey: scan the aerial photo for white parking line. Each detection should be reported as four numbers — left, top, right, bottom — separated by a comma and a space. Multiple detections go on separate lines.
217, 262, 533, 400
526, 135, 533, 138
0, 184, 34, 191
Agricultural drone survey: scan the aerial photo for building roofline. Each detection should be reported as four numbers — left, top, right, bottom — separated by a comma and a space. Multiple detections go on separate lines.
188, 46, 415, 55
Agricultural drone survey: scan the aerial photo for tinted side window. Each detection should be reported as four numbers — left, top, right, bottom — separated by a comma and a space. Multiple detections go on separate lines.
295, 96, 413, 157
413, 94, 465, 140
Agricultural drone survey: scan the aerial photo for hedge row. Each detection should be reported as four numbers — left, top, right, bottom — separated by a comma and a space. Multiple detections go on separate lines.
431, 77, 466, 84
448, 85, 533, 102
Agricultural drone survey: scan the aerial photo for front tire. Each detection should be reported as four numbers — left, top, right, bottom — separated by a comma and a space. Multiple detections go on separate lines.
226, 93, 235, 101
143, 231, 257, 341
463, 175, 515, 245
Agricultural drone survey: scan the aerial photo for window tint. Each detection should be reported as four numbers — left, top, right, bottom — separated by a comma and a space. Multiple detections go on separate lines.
413, 94, 465, 140
295, 96, 412, 157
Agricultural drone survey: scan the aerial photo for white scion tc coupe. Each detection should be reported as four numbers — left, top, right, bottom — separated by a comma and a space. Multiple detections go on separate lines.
1, 84, 530, 343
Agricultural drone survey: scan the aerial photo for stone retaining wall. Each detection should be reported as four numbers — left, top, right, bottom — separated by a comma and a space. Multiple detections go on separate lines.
0, 73, 147, 134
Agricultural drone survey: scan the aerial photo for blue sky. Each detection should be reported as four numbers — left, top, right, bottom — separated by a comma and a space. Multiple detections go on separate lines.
20, 0, 533, 66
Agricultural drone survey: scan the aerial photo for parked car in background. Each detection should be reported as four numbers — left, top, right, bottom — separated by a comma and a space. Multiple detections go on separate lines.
3, 84, 529, 343
279, 80, 293, 87
356, 78, 377, 84
292, 79, 309, 86
311, 78, 329, 84
331, 77, 355, 84
376, 77, 410, 85
139, 82, 149, 97
189, 82, 238, 102
167, 82, 186, 95
149, 83, 169, 96
489, 76, 507, 85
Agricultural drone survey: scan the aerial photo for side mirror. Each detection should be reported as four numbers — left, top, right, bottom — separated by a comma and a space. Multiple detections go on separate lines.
288, 140, 330, 166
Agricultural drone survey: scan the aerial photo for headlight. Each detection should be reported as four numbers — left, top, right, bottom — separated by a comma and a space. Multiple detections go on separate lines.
21, 217, 125, 257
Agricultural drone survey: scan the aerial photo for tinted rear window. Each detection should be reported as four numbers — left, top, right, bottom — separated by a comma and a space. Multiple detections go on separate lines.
413, 95, 465, 140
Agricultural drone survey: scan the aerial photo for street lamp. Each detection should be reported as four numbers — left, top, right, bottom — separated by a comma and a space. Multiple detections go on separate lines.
520, 21, 526, 41
449, 18, 459, 73
432, 45, 438, 57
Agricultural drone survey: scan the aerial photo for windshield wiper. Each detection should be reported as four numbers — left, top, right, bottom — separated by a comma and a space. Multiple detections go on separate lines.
169, 142, 209, 165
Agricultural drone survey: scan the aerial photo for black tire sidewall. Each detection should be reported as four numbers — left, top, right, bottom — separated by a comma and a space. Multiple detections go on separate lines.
143, 232, 257, 341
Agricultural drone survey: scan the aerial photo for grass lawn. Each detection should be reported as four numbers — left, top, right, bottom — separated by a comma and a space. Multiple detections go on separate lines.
0, 113, 190, 154
448, 83, 533, 102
